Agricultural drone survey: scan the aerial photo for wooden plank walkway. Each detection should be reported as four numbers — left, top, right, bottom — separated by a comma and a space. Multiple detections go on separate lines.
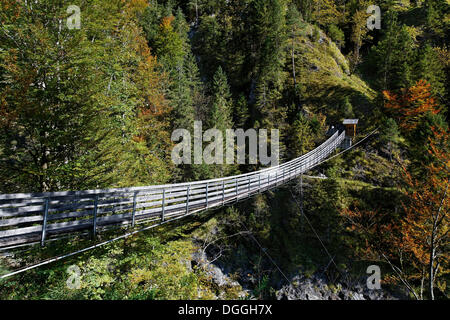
0, 131, 345, 249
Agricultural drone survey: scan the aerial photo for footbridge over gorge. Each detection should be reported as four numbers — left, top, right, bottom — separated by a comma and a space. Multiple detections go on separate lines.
0, 131, 346, 250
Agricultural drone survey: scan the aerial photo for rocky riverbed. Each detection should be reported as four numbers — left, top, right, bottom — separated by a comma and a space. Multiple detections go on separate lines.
275, 274, 405, 300
192, 248, 407, 300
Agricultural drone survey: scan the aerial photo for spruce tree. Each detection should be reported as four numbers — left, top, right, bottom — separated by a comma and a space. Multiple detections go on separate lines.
209, 67, 233, 132
380, 118, 400, 161
415, 44, 446, 99
234, 95, 250, 129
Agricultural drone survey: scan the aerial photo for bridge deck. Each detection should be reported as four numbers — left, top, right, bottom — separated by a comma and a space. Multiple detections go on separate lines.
0, 131, 345, 249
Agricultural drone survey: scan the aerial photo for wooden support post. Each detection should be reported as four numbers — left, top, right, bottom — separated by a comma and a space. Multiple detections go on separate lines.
235, 179, 238, 202
161, 189, 166, 222
258, 174, 261, 193
131, 191, 137, 227
40, 198, 49, 247
93, 194, 98, 237
248, 177, 250, 198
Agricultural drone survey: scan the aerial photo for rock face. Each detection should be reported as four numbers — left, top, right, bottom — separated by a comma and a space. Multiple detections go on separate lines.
276, 274, 402, 300
192, 249, 248, 299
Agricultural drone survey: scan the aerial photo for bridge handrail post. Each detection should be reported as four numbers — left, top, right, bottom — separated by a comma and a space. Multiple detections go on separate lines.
186, 185, 190, 214
258, 174, 261, 193
206, 182, 209, 208
222, 180, 225, 205
235, 179, 238, 202
40, 198, 49, 247
131, 191, 137, 227
161, 189, 166, 222
92, 194, 98, 238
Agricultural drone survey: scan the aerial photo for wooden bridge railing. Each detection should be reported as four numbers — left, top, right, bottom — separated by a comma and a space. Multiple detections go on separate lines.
0, 131, 345, 249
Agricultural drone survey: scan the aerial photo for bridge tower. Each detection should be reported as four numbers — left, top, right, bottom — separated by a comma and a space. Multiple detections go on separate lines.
341, 119, 358, 149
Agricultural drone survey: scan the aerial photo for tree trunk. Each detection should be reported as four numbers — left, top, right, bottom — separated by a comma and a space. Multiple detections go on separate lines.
195, 1, 199, 26
429, 183, 448, 299
291, 36, 296, 88
420, 267, 425, 300
429, 244, 435, 300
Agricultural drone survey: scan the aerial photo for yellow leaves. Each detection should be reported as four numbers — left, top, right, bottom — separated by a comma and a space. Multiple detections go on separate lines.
397, 125, 449, 268
434, 47, 450, 69
428, 126, 450, 176
124, 240, 219, 300
311, 0, 342, 26
403, 26, 421, 44
128, 268, 152, 286
124, 0, 149, 18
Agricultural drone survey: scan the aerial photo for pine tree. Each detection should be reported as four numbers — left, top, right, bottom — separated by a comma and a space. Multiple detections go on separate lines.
252, 0, 288, 123
288, 113, 314, 158
154, 15, 185, 74
328, 24, 345, 49
367, 14, 416, 91
198, 66, 235, 179
349, 1, 371, 74
311, 0, 342, 27
234, 94, 250, 129
341, 96, 355, 118
379, 118, 400, 160
209, 67, 233, 131
286, 3, 303, 106
415, 44, 446, 99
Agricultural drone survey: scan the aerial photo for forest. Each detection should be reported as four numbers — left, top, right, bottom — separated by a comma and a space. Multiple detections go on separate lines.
0, 0, 448, 300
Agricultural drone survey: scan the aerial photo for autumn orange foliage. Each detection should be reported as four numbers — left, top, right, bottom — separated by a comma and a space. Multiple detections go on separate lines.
383, 80, 441, 130
344, 81, 449, 299
160, 16, 175, 31
342, 126, 448, 298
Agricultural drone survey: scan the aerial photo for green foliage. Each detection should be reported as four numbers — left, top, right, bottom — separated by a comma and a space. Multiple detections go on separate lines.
234, 95, 250, 129
380, 118, 400, 146
154, 15, 185, 73
209, 67, 233, 131
377, 117, 401, 162
366, 14, 416, 91
0, 235, 245, 300
415, 44, 446, 98
424, 0, 449, 39
288, 113, 314, 158
252, 274, 271, 299
327, 24, 345, 49
304, 179, 346, 248
407, 112, 448, 176
0, 0, 173, 192
341, 96, 355, 118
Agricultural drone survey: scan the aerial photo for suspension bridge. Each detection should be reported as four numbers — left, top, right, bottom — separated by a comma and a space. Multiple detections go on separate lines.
0, 131, 347, 251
